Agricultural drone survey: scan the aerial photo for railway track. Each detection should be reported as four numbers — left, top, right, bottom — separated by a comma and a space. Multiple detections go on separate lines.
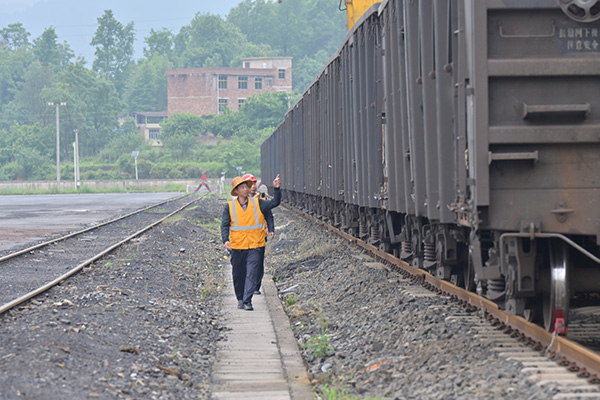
0, 193, 205, 315
284, 204, 600, 387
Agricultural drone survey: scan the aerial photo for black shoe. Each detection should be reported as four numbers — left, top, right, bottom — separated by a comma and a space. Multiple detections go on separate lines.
254, 290, 261, 295
237, 300, 244, 309
243, 303, 254, 311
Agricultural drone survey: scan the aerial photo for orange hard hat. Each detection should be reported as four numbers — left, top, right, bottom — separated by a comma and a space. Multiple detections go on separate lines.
242, 173, 258, 183
230, 176, 252, 196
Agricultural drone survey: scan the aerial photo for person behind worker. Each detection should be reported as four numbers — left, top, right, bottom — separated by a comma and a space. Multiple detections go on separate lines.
242, 174, 274, 295
254, 181, 268, 200
221, 174, 281, 311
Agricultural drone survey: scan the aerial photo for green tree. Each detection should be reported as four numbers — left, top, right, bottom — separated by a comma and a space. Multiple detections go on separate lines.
203, 136, 263, 177
51, 63, 123, 157
98, 117, 148, 163
226, 0, 275, 47
143, 28, 174, 60
32, 26, 74, 70
0, 127, 11, 165
227, 0, 346, 92
13, 145, 50, 180
123, 55, 171, 112
174, 13, 268, 68
238, 91, 294, 130
91, 10, 135, 94
159, 113, 206, 159
0, 23, 30, 51
293, 50, 331, 93
0, 123, 53, 180
0, 24, 33, 120
11, 122, 54, 160
2, 61, 55, 126
207, 91, 292, 138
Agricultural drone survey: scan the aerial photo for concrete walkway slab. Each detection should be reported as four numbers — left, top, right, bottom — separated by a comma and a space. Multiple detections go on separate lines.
212, 272, 313, 399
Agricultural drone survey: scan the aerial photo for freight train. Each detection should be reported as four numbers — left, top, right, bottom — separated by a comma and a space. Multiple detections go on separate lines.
261, 0, 600, 334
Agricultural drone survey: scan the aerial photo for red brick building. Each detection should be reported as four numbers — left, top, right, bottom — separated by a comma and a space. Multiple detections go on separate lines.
165, 57, 292, 117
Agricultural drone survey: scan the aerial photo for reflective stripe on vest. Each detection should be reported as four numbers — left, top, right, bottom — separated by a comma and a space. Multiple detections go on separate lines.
230, 197, 265, 231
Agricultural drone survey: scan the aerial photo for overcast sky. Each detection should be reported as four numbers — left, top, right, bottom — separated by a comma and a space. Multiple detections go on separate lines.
0, 0, 42, 14
0, 0, 243, 62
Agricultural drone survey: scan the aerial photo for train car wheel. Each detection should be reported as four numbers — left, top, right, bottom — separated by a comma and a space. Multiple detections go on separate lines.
559, 0, 600, 23
523, 308, 535, 322
450, 259, 474, 290
523, 298, 542, 323
542, 239, 570, 334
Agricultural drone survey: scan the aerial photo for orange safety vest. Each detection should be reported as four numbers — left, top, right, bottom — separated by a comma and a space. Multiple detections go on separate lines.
254, 193, 268, 237
228, 197, 266, 249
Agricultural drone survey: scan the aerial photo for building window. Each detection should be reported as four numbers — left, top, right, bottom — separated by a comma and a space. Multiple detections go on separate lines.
218, 98, 228, 113
255, 77, 263, 90
149, 129, 159, 140
278, 69, 285, 79
238, 98, 245, 107
244, 62, 251, 68
218, 75, 227, 89
266, 78, 272, 87
238, 76, 248, 89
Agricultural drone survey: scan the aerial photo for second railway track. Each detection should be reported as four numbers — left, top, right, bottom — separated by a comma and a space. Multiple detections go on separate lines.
0, 192, 205, 313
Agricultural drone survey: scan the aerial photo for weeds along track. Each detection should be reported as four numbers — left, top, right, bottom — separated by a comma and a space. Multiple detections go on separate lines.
0, 193, 207, 314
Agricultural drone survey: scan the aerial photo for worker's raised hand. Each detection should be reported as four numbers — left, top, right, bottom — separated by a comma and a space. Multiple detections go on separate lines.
273, 174, 281, 189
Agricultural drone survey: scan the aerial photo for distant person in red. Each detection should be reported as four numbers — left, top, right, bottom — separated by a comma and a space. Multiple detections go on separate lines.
195, 174, 211, 192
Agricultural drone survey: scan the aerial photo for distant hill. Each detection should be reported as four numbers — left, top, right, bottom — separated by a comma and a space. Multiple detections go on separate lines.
0, 0, 242, 63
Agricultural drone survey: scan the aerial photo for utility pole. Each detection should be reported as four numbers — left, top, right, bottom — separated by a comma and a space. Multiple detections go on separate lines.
132, 151, 139, 180
48, 102, 66, 190
73, 129, 80, 189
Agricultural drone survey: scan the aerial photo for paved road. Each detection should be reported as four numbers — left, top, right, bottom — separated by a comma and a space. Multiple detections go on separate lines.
0, 192, 182, 253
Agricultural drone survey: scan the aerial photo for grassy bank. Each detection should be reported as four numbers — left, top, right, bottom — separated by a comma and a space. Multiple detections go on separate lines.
0, 183, 187, 195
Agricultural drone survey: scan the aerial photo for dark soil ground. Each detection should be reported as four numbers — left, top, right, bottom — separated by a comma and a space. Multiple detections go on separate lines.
0, 197, 228, 400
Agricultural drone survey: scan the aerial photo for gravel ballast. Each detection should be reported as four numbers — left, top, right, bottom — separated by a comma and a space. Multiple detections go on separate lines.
0, 198, 227, 400
268, 206, 562, 400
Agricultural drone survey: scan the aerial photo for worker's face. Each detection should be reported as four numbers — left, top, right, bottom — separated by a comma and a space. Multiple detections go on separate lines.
250, 182, 257, 194
236, 182, 251, 197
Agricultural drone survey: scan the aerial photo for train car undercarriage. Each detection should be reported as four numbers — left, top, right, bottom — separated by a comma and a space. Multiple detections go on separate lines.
284, 190, 600, 335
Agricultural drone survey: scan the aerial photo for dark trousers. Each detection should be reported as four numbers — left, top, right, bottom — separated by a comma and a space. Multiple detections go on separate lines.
230, 247, 263, 304
255, 246, 266, 291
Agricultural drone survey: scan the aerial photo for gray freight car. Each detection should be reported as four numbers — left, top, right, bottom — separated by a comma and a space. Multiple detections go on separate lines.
261, 0, 600, 334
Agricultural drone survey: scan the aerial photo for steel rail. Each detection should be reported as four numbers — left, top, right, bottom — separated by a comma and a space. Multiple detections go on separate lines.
0, 193, 190, 263
284, 203, 600, 382
0, 194, 204, 315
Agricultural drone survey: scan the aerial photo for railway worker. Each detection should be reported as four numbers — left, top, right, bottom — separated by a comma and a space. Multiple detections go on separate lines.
221, 174, 281, 311
243, 173, 275, 295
